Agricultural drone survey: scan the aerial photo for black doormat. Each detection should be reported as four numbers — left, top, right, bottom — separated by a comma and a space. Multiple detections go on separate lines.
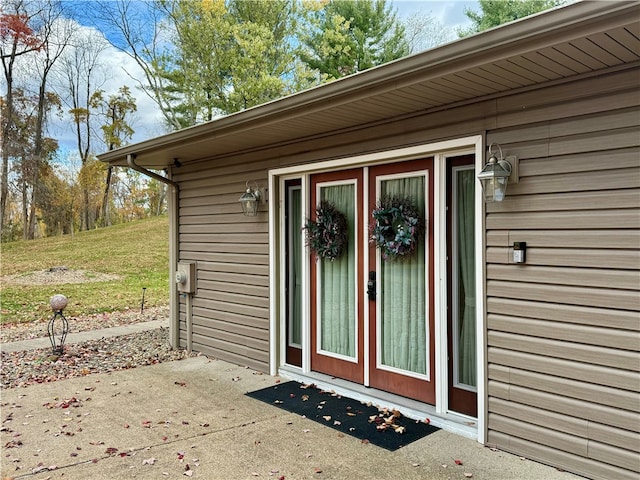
246, 381, 439, 451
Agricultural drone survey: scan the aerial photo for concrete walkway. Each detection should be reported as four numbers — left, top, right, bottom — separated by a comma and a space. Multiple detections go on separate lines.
0, 323, 580, 480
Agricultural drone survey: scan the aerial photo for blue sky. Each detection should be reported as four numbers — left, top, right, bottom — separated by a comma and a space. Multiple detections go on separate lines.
394, 0, 477, 27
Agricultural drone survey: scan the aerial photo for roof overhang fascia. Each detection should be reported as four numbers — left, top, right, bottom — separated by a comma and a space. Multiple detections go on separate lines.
97, 0, 640, 168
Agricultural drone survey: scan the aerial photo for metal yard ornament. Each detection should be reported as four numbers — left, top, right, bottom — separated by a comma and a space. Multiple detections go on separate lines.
47, 294, 70, 355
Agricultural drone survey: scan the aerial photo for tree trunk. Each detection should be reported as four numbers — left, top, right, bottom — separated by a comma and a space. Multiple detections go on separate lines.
99, 165, 113, 226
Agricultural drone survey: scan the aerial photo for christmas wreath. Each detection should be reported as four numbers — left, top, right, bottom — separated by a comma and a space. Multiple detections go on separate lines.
370, 195, 425, 261
304, 200, 348, 261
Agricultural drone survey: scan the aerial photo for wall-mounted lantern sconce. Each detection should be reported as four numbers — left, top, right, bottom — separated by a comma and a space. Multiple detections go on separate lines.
478, 143, 518, 202
239, 181, 264, 216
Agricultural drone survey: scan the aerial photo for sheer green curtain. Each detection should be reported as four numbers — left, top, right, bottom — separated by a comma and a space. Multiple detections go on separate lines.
380, 176, 426, 374
290, 188, 302, 346
319, 184, 356, 357
457, 169, 476, 386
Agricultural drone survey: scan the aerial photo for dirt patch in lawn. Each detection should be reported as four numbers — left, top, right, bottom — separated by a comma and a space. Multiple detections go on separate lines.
2, 267, 122, 286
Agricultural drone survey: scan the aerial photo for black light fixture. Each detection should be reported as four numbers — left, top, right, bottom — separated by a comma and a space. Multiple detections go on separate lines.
239, 181, 262, 216
478, 143, 512, 202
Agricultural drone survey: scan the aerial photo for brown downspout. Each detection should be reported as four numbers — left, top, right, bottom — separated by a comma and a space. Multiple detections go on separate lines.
126, 154, 181, 349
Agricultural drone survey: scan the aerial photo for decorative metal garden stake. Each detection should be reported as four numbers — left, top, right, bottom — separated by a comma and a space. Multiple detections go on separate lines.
140, 287, 146, 314
47, 294, 69, 355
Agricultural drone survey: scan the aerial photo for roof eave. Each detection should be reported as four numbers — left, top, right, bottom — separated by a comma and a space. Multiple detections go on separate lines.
97, 0, 639, 167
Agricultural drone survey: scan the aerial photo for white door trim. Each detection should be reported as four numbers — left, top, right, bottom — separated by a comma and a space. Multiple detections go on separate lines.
268, 135, 486, 442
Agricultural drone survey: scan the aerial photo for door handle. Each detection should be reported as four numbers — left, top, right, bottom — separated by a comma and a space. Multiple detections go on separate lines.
367, 271, 376, 300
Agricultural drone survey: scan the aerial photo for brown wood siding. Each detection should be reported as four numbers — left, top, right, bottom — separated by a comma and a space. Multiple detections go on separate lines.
485, 72, 640, 480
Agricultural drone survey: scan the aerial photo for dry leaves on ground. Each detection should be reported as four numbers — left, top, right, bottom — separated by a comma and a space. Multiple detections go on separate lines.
1, 327, 194, 389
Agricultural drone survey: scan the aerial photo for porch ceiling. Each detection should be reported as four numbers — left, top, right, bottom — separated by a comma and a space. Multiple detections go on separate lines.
98, 1, 640, 169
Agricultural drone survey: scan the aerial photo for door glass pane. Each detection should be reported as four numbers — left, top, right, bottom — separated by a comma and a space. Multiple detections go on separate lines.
454, 168, 476, 388
319, 184, 356, 358
288, 186, 302, 347
379, 176, 426, 375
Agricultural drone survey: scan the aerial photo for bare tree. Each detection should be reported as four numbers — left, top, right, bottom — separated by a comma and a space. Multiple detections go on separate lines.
58, 26, 108, 230
402, 10, 454, 54
95, 0, 182, 131
25, 1, 74, 238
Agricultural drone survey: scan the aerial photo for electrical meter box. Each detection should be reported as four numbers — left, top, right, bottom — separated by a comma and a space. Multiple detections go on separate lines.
175, 261, 196, 293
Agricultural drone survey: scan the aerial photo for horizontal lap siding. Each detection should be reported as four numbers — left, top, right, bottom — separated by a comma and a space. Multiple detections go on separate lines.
485, 71, 640, 480
175, 158, 271, 371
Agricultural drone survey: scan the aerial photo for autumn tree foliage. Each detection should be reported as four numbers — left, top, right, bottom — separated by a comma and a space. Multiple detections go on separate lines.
1, 0, 451, 241
92, 85, 137, 226
1, 2, 43, 231
1, 0, 72, 240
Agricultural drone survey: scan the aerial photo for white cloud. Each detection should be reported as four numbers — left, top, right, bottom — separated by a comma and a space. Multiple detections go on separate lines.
36, 20, 167, 158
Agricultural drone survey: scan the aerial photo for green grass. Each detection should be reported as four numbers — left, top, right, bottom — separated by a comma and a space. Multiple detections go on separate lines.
1, 216, 169, 324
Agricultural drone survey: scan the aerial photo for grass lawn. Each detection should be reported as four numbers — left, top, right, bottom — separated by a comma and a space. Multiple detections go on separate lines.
1, 216, 169, 324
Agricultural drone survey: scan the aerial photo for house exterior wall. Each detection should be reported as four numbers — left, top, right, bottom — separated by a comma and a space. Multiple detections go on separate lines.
484, 71, 640, 479
172, 66, 639, 479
